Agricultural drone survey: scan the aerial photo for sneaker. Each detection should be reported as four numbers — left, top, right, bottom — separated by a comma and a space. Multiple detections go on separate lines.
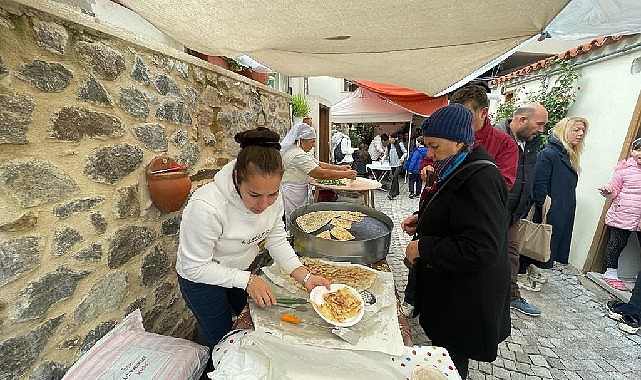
510, 297, 541, 316
400, 301, 415, 318
527, 264, 548, 284
606, 300, 627, 321
517, 274, 542, 292
618, 314, 640, 334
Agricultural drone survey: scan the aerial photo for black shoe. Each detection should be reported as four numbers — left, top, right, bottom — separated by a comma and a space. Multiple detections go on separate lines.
607, 300, 627, 321
618, 313, 640, 334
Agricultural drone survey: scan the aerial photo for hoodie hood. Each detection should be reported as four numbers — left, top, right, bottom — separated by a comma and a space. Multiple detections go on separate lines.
213, 159, 253, 216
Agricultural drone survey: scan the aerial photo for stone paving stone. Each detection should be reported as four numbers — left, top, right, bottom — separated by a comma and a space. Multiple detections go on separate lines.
531, 366, 553, 378
515, 351, 531, 363
537, 346, 557, 358
515, 362, 533, 373
468, 373, 485, 380
373, 185, 641, 379
493, 366, 510, 379
502, 359, 517, 372
477, 361, 493, 374
545, 357, 565, 370
529, 354, 549, 367
548, 368, 568, 379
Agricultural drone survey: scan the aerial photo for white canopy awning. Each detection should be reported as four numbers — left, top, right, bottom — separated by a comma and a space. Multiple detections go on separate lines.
116, 0, 572, 96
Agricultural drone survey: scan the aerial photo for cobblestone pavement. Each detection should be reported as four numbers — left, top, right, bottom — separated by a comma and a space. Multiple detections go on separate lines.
369, 181, 641, 379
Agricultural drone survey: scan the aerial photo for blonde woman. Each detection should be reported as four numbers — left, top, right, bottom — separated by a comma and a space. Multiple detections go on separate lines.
520, 117, 588, 275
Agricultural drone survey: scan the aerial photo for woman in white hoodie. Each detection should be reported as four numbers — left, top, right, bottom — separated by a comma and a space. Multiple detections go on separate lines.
176, 127, 330, 348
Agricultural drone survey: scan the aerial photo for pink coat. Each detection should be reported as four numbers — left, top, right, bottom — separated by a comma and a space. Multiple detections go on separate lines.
604, 157, 641, 231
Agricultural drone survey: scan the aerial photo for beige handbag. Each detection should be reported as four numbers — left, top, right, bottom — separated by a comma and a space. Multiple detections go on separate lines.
517, 197, 552, 262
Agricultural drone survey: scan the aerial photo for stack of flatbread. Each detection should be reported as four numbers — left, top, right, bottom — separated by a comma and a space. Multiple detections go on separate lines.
292, 257, 376, 292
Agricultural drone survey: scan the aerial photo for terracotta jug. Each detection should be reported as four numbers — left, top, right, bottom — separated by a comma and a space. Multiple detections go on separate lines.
145, 156, 192, 213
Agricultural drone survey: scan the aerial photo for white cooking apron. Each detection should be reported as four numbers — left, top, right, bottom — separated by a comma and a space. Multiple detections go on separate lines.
281, 181, 310, 228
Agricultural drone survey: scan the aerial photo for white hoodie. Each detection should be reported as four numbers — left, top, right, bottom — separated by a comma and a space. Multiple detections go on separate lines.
176, 160, 302, 289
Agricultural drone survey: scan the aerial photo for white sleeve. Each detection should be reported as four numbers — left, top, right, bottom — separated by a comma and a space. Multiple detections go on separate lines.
178, 199, 251, 289
264, 198, 303, 274
342, 137, 355, 154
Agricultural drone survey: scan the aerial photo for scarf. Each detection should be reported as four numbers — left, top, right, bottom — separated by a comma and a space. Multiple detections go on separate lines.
429, 151, 468, 191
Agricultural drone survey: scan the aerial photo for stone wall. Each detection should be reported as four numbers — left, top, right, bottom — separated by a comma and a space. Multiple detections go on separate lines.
0, 3, 290, 379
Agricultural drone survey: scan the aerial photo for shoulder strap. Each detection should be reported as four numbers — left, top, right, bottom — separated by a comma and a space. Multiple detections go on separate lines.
417, 159, 496, 218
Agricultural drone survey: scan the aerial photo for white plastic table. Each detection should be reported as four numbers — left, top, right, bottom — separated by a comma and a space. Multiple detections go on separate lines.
366, 161, 392, 185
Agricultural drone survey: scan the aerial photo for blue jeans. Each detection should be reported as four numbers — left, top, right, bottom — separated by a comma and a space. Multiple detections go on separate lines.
177, 275, 248, 348
408, 173, 422, 195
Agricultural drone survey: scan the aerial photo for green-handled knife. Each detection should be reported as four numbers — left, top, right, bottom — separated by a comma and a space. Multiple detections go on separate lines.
276, 297, 308, 305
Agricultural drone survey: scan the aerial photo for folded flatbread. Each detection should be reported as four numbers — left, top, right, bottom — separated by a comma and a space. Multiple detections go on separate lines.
295, 211, 336, 233
330, 226, 355, 241
315, 230, 332, 239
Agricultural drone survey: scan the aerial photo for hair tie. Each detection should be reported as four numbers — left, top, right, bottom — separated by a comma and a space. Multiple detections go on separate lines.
240, 137, 281, 150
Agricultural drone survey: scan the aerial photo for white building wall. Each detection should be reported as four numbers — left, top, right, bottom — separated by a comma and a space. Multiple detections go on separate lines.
307, 76, 352, 105
493, 45, 641, 273
570, 52, 641, 276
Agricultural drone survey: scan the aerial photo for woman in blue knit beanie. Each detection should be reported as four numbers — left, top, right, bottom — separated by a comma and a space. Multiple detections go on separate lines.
402, 103, 511, 379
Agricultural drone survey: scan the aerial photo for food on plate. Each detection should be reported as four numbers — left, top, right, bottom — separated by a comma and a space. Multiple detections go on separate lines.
315, 230, 332, 239
329, 226, 355, 241
311, 286, 363, 323
299, 257, 376, 292
315, 179, 347, 186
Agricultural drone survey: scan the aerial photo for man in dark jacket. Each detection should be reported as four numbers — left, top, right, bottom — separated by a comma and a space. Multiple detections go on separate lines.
495, 103, 548, 316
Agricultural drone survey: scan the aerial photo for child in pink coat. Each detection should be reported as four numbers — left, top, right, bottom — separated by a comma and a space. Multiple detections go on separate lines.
598, 137, 641, 291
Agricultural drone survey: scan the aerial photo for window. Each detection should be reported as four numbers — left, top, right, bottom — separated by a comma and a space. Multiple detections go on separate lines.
343, 79, 357, 92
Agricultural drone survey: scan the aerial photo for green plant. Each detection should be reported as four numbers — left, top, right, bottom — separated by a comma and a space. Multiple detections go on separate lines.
226, 57, 250, 72
291, 94, 310, 117
529, 59, 579, 131
493, 59, 579, 148
349, 130, 362, 148
494, 101, 516, 125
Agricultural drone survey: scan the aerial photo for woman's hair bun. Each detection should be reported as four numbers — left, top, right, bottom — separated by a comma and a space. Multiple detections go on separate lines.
235, 127, 281, 149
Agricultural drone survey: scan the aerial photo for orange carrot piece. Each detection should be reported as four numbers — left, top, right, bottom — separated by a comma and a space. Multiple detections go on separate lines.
281, 313, 301, 324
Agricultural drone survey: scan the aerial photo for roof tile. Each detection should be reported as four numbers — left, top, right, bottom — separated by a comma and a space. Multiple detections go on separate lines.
491, 35, 631, 84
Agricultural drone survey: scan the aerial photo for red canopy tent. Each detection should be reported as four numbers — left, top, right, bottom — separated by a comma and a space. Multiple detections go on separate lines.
353, 80, 448, 117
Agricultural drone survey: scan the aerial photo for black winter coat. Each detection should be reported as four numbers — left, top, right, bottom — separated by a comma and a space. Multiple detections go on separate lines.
532, 135, 578, 265
414, 147, 511, 362
496, 119, 540, 226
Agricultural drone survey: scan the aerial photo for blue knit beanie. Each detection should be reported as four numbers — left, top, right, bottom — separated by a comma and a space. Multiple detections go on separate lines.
421, 103, 474, 145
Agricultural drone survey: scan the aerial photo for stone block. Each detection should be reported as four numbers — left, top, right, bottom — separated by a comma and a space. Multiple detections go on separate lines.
75, 41, 125, 80
0, 236, 41, 287
53, 196, 104, 219
107, 225, 157, 268
74, 271, 127, 324
50, 106, 123, 142
0, 93, 34, 144
78, 76, 112, 106
16, 60, 72, 92
84, 144, 143, 184
131, 123, 167, 152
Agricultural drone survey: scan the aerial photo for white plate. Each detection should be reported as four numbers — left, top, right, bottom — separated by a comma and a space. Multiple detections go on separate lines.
309, 284, 365, 327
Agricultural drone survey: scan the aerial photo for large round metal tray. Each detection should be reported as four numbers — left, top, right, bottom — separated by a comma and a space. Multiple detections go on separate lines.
289, 202, 393, 265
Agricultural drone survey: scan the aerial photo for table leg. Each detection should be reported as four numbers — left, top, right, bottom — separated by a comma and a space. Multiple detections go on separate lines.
313, 186, 319, 203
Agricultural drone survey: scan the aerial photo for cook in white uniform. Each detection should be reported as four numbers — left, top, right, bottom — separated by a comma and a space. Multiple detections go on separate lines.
280, 123, 357, 228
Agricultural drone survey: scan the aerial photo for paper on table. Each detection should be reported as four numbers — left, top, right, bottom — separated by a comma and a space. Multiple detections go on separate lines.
251, 265, 404, 356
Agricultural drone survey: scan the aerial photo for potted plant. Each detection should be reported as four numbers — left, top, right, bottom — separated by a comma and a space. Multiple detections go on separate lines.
291, 93, 310, 124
